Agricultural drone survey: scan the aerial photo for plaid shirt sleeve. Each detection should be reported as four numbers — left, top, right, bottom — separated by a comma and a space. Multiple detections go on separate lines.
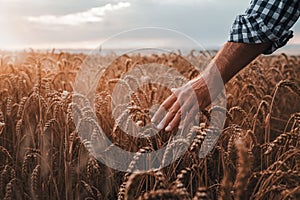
229, 0, 300, 54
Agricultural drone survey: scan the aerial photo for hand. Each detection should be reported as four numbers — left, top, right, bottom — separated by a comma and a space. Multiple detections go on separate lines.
151, 76, 211, 132
151, 41, 272, 132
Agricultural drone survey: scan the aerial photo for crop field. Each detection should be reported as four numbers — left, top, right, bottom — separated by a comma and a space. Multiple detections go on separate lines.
0, 50, 299, 200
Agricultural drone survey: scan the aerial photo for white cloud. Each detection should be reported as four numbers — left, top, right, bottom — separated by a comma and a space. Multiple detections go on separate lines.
25, 2, 130, 26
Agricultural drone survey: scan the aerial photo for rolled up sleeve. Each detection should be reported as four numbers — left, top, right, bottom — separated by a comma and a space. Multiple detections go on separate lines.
229, 0, 300, 54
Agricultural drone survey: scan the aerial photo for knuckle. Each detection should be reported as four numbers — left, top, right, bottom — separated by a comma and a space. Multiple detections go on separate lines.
169, 109, 177, 115
161, 101, 169, 108
176, 110, 182, 117
168, 103, 179, 114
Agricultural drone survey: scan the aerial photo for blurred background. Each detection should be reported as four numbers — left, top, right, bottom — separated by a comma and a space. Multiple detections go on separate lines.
0, 0, 299, 53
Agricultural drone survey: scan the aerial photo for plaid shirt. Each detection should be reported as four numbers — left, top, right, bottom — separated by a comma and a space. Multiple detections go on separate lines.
229, 0, 300, 54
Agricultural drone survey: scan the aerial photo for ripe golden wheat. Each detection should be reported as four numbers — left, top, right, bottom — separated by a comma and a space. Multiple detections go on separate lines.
0, 50, 299, 199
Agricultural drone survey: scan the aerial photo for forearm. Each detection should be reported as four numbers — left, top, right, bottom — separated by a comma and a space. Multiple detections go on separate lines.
214, 41, 271, 84
190, 41, 271, 108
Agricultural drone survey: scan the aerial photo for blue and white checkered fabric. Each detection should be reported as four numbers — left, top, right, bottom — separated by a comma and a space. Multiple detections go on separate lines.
229, 0, 300, 54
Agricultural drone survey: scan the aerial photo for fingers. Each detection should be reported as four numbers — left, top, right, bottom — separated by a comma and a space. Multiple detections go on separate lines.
165, 96, 199, 132
165, 110, 181, 131
151, 84, 201, 132
151, 93, 177, 125
157, 101, 180, 130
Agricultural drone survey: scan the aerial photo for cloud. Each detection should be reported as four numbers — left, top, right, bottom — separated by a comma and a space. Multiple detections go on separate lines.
3, 0, 299, 50
25, 2, 130, 26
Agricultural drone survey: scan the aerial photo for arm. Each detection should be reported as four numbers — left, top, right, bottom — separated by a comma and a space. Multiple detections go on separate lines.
152, 0, 299, 131
151, 41, 271, 131
212, 41, 271, 83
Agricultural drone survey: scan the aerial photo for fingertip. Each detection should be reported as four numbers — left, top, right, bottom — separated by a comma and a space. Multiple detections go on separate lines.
165, 125, 172, 132
156, 123, 164, 130
151, 117, 155, 123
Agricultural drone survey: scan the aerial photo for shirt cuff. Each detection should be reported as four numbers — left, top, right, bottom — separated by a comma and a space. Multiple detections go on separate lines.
229, 14, 294, 54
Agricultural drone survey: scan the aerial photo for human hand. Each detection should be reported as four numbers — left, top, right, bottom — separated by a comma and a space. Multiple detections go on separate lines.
151, 76, 211, 132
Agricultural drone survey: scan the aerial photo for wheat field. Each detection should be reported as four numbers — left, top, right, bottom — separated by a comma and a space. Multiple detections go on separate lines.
0, 50, 299, 199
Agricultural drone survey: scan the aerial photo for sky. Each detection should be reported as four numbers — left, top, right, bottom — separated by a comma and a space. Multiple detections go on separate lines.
0, 0, 299, 51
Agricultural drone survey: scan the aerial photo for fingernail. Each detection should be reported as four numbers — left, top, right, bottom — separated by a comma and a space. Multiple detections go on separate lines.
165, 125, 172, 131
157, 123, 164, 130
